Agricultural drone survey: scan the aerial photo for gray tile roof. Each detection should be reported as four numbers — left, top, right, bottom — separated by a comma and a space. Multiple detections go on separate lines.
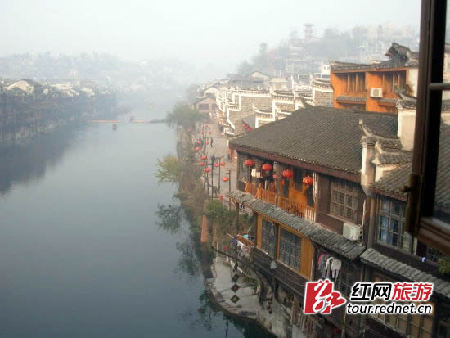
378, 139, 402, 151
229, 106, 398, 174
371, 164, 410, 201
229, 191, 366, 260
361, 249, 450, 300
377, 152, 412, 165
336, 96, 366, 102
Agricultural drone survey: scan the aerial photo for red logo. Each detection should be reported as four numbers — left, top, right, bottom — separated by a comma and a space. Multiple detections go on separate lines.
304, 279, 346, 314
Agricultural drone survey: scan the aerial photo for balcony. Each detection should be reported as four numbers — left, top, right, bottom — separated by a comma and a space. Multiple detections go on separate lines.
244, 182, 315, 221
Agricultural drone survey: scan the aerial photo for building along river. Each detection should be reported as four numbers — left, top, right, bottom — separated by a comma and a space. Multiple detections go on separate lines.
0, 106, 272, 337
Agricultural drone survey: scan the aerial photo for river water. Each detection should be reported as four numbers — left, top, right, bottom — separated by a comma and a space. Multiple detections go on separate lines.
0, 109, 271, 337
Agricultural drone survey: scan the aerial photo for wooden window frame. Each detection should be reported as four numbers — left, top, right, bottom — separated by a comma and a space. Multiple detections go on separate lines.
372, 276, 434, 337
279, 228, 302, 270
377, 198, 413, 252
405, 0, 450, 254
261, 218, 277, 257
330, 179, 359, 223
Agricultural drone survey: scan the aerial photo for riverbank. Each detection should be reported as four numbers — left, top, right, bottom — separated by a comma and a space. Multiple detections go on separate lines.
171, 120, 286, 337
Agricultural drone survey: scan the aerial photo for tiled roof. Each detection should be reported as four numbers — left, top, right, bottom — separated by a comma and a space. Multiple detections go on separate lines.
336, 96, 366, 102
361, 249, 450, 300
229, 106, 398, 174
229, 191, 366, 260
377, 152, 412, 165
377, 139, 402, 151
371, 164, 410, 201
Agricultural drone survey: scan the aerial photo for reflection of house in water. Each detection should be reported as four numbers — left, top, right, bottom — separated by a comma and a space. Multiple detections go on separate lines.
0, 125, 81, 195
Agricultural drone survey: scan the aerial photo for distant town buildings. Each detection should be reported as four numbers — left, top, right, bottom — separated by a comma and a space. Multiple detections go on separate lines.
331, 43, 419, 113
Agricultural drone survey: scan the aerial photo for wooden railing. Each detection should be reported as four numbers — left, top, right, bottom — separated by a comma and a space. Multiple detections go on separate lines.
243, 183, 315, 222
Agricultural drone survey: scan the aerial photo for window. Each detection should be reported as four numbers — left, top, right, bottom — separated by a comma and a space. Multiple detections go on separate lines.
330, 179, 359, 223
377, 198, 412, 251
410, 313, 434, 338
279, 228, 301, 270
372, 276, 434, 338
261, 219, 276, 257
405, 0, 450, 254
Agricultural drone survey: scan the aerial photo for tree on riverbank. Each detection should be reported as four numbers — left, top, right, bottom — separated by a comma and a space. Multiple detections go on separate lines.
156, 155, 180, 183
166, 103, 206, 130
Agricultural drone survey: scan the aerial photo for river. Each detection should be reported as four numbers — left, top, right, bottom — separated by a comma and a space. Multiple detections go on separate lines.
0, 107, 271, 337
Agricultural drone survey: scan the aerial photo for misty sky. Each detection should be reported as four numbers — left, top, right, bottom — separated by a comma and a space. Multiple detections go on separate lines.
1, 0, 421, 69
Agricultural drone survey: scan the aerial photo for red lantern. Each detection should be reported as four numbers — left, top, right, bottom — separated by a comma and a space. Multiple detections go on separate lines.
303, 176, 313, 185
262, 163, 273, 171
219, 195, 224, 201
200, 155, 207, 160
196, 141, 201, 145
199, 161, 205, 166
282, 169, 293, 179
223, 177, 229, 182
220, 161, 226, 166
244, 159, 254, 167
214, 163, 219, 167
204, 168, 211, 173
195, 147, 200, 152
206, 141, 209, 145
272, 174, 279, 179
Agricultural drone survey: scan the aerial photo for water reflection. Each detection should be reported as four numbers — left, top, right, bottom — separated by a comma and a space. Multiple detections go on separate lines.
156, 201, 274, 338
156, 203, 183, 234
0, 123, 82, 195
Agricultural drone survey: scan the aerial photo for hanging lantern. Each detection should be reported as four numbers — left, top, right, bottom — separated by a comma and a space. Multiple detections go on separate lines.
282, 169, 293, 179
205, 141, 209, 145
214, 163, 219, 167
303, 176, 313, 185
223, 177, 229, 182
272, 174, 279, 179
219, 195, 224, 201
199, 161, 205, 166
196, 141, 201, 145
244, 159, 254, 167
200, 155, 207, 160
220, 161, 226, 166
195, 147, 200, 152
204, 167, 211, 173
262, 163, 273, 171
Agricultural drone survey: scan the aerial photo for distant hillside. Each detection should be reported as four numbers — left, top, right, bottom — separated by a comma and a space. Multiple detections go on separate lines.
0, 53, 200, 94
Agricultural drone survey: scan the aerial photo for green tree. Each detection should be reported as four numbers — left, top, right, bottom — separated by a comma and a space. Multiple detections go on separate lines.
156, 155, 180, 183
166, 103, 205, 130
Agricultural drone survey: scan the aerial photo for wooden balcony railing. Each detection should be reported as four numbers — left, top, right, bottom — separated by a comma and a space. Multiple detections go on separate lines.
243, 183, 315, 222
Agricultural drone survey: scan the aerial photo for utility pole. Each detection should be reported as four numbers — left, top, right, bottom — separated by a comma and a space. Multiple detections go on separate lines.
228, 169, 232, 210
217, 156, 222, 194
210, 155, 216, 199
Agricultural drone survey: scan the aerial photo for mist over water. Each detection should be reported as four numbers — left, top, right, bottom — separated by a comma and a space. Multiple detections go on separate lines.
0, 106, 270, 337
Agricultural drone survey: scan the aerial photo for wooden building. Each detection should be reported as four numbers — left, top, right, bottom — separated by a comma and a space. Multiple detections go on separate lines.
330, 43, 419, 113
227, 106, 450, 337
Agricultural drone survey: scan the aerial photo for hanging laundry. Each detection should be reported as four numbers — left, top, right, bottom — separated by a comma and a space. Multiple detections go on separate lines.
331, 259, 342, 279
325, 256, 334, 279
